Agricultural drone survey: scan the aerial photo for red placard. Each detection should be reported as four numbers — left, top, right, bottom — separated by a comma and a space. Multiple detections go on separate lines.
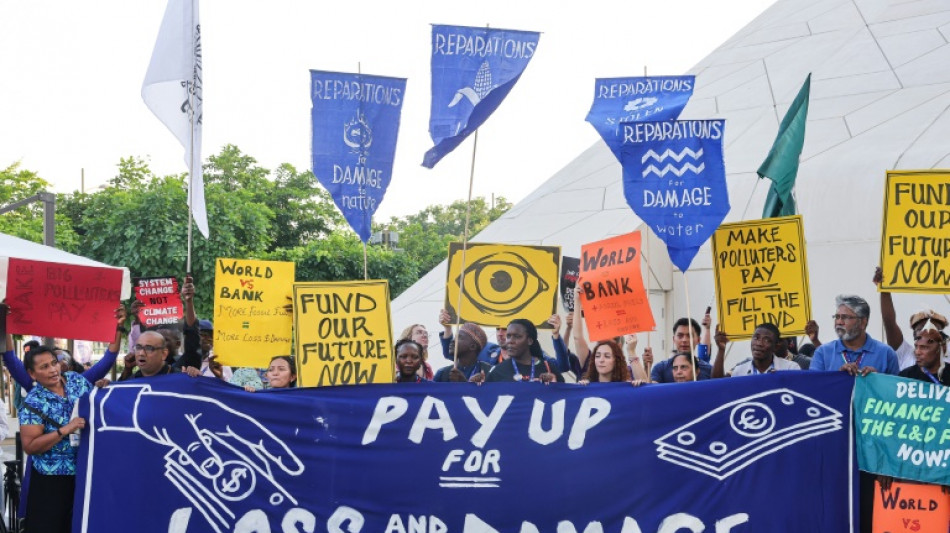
579, 231, 656, 340
5, 258, 123, 342
134, 276, 183, 327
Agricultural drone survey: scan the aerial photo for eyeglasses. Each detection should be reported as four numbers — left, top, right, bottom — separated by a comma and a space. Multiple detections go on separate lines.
832, 314, 860, 321
133, 344, 165, 353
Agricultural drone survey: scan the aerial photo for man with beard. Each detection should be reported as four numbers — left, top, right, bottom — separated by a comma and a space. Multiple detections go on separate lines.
809, 294, 899, 376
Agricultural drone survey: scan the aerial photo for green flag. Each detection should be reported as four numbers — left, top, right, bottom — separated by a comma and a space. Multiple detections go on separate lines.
758, 73, 810, 218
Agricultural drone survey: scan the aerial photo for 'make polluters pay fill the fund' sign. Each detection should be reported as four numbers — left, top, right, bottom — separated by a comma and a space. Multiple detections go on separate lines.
711, 215, 811, 339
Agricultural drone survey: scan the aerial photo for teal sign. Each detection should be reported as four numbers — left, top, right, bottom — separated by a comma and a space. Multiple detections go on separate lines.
854, 373, 950, 485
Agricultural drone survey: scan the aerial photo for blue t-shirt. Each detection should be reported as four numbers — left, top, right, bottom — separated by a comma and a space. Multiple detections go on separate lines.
18, 371, 92, 475
809, 334, 899, 375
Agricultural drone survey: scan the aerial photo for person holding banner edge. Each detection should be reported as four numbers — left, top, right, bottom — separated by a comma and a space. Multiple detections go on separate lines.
711, 323, 800, 377
434, 322, 492, 383
898, 321, 950, 385
395, 339, 429, 383
649, 318, 712, 383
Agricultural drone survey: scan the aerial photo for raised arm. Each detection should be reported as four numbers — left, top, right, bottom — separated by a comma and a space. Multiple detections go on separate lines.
0, 303, 31, 389
874, 267, 903, 350
83, 306, 126, 382
176, 276, 201, 370
711, 325, 729, 378
572, 288, 591, 370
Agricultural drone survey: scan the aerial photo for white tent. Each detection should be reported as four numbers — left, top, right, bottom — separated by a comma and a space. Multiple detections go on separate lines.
392, 0, 950, 372
0, 232, 132, 300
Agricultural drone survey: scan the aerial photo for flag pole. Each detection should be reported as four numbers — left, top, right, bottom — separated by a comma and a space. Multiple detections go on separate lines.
186, 31, 197, 275
358, 62, 369, 280
452, 129, 479, 368
683, 271, 697, 381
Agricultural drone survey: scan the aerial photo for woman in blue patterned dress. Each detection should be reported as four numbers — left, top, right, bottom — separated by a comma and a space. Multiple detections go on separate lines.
19, 346, 92, 533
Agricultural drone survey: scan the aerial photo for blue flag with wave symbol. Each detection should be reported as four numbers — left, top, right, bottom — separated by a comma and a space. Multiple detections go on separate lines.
619, 120, 730, 272
311, 71, 407, 242
423, 25, 539, 169
586, 76, 694, 162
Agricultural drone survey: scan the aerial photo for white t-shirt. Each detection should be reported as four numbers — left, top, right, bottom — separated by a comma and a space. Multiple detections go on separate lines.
730, 356, 801, 376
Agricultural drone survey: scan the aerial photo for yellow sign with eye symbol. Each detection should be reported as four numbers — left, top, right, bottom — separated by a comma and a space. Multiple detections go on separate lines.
444, 243, 561, 328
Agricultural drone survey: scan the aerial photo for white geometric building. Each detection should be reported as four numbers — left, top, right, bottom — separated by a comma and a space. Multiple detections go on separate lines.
393, 0, 950, 372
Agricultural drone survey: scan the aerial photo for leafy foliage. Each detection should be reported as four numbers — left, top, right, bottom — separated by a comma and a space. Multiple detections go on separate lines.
0, 162, 79, 250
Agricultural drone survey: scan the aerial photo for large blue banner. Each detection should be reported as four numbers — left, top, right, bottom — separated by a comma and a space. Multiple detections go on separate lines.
74, 373, 855, 532
423, 25, 539, 169
619, 119, 730, 272
311, 71, 406, 242
586, 76, 695, 161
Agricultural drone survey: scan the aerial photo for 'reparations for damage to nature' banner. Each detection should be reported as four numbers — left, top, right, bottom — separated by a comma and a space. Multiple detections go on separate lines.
879, 170, 950, 293
711, 215, 811, 340
74, 372, 857, 533
293, 280, 394, 387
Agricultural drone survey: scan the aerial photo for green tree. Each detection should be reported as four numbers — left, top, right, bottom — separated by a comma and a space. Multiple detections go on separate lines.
380, 196, 512, 274
266, 232, 420, 298
0, 162, 79, 250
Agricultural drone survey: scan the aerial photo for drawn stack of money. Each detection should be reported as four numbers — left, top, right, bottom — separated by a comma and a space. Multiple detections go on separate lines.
654, 389, 843, 480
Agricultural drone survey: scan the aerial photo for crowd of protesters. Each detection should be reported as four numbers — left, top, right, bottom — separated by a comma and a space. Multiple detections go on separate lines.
0, 265, 946, 533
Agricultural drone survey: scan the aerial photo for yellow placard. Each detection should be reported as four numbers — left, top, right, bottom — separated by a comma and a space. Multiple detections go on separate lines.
444, 242, 561, 328
711, 215, 811, 340
880, 170, 950, 293
294, 280, 393, 387
213, 258, 294, 367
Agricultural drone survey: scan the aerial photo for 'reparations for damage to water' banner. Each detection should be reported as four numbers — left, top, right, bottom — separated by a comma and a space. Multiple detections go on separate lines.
879, 170, 950, 293
711, 215, 811, 340
619, 120, 730, 272
293, 280, 394, 387
73, 372, 857, 533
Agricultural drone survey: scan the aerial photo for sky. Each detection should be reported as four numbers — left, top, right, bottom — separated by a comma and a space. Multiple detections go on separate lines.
0, 0, 775, 221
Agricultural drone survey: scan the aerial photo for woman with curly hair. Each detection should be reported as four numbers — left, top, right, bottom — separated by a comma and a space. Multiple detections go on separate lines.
398, 323, 434, 379
579, 340, 630, 384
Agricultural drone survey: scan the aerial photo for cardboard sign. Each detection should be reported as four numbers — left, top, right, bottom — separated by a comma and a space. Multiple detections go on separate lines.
134, 276, 183, 328
578, 231, 655, 339
711, 215, 811, 339
444, 243, 560, 329
213, 259, 294, 368
880, 170, 950, 293
294, 280, 393, 386
873, 480, 950, 533
560, 256, 580, 312
5, 258, 123, 342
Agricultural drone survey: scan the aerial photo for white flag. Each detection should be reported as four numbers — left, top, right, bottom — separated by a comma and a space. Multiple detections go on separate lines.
142, 0, 208, 238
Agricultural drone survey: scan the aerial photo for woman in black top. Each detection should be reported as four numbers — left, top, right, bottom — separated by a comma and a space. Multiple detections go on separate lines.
486, 319, 563, 383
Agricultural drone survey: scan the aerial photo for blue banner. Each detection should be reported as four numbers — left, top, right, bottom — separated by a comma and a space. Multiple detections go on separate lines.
854, 373, 950, 486
619, 119, 730, 272
586, 76, 695, 161
311, 71, 407, 242
423, 25, 539, 169
74, 373, 856, 532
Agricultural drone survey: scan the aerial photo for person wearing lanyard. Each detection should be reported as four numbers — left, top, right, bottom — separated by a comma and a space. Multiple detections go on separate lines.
898, 322, 950, 386
434, 323, 492, 383
809, 294, 900, 376
712, 323, 800, 377
486, 319, 563, 383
